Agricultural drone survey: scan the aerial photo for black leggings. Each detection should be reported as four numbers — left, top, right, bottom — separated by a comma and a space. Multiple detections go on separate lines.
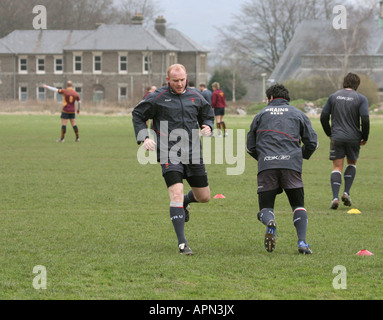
258, 188, 304, 211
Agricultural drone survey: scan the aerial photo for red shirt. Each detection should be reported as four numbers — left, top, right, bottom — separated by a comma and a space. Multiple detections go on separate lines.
211, 89, 226, 109
59, 88, 80, 113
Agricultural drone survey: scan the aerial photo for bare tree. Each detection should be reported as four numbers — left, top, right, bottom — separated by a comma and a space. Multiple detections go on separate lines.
111, 0, 161, 26
308, 2, 378, 89
0, 0, 161, 38
0, 0, 34, 37
220, 0, 334, 77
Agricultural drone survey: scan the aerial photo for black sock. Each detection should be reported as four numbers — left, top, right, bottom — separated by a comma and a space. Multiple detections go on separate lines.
73, 125, 79, 138
184, 190, 197, 208
257, 208, 275, 226
331, 171, 342, 200
61, 125, 66, 139
170, 203, 187, 245
293, 208, 308, 243
343, 165, 356, 195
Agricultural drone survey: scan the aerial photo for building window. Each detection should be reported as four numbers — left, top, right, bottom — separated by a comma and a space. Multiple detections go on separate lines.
169, 52, 176, 66
200, 54, 207, 73
19, 57, 28, 73
119, 54, 128, 74
54, 86, 63, 101
55, 56, 63, 74
74, 55, 82, 73
93, 54, 102, 73
75, 86, 82, 100
375, 56, 383, 68
37, 86, 46, 100
19, 86, 28, 101
36, 57, 45, 74
143, 52, 152, 74
119, 87, 128, 101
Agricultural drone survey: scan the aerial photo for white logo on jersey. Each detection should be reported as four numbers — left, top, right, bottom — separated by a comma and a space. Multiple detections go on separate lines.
264, 155, 291, 161
265, 107, 288, 115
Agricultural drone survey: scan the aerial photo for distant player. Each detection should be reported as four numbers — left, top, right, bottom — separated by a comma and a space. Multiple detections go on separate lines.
43, 81, 81, 142
211, 82, 227, 137
320, 73, 370, 209
247, 84, 318, 254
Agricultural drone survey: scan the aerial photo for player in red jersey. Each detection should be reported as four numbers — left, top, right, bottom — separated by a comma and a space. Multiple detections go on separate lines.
44, 81, 81, 142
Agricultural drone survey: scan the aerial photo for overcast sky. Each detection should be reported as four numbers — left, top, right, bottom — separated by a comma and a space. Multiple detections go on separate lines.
154, 0, 365, 50
157, 0, 247, 49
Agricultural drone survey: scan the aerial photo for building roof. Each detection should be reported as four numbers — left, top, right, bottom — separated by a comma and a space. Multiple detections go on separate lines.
0, 22, 208, 54
0, 40, 13, 54
269, 19, 383, 85
0, 30, 92, 54
65, 24, 179, 51
165, 28, 208, 52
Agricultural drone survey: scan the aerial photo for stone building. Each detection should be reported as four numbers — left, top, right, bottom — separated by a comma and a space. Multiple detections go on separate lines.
0, 15, 209, 106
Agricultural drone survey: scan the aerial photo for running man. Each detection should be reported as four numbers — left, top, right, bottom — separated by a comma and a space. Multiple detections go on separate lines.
43, 81, 81, 142
132, 64, 215, 255
247, 84, 318, 254
320, 73, 370, 209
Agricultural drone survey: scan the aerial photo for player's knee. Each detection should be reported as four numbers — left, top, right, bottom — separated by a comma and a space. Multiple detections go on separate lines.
196, 192, 210, 203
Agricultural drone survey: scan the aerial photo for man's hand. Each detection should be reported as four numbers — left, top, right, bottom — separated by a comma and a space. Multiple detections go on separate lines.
360, 139, 367, 146
77, 110, 80, 115
201, 125, 212, 137
143, 138, 156, 151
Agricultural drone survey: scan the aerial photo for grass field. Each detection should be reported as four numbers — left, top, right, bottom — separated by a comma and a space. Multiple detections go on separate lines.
0, 114, 382, 301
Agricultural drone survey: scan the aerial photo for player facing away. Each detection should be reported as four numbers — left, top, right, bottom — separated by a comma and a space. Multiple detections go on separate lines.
43, 81, 81, 142
320, 73, 370, 209
132, 64, 215, 255
247, 84, 318, 254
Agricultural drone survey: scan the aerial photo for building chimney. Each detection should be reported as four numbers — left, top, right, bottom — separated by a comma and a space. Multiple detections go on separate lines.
132, 13, 144, 25
155, 16, 166, 36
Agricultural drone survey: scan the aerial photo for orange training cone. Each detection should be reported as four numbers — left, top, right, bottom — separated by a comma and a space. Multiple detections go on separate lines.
356, 250, 374, 256
214, 194, 226, 199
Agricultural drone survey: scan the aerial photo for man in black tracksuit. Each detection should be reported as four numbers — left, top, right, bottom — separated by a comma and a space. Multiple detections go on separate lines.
132, 64, 214, 255
247, 84, 318, 254
320, 72, 370, 210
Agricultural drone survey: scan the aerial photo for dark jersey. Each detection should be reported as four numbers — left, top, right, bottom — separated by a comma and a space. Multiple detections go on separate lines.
59, 88, 80, 113
132, 86, 215, 164
320, 89, 370, 142
247, 99, 318, 174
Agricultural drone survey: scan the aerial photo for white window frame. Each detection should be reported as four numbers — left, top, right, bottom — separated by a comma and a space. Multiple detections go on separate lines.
73, 53, 83, 74
93, 52, 102, 74
169, 52, 177, 66
36, 56, 46, 74
119, 52, 128, 74
54, 56, 64, 74
19, 86, 28, 101
118, 86, 128, 101
53, 83, 63, 101
74, 85, 83, 100
19, 56, 28, 74
37, 86, 46, 101
142, 52, 152, 75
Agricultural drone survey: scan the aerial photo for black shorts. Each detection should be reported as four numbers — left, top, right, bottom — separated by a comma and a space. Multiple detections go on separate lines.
257, 169, 303, 194
214, 108, 225, 116
61, 112, 75, 120
329, 140, 360, 161
161, 163, 209, 188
